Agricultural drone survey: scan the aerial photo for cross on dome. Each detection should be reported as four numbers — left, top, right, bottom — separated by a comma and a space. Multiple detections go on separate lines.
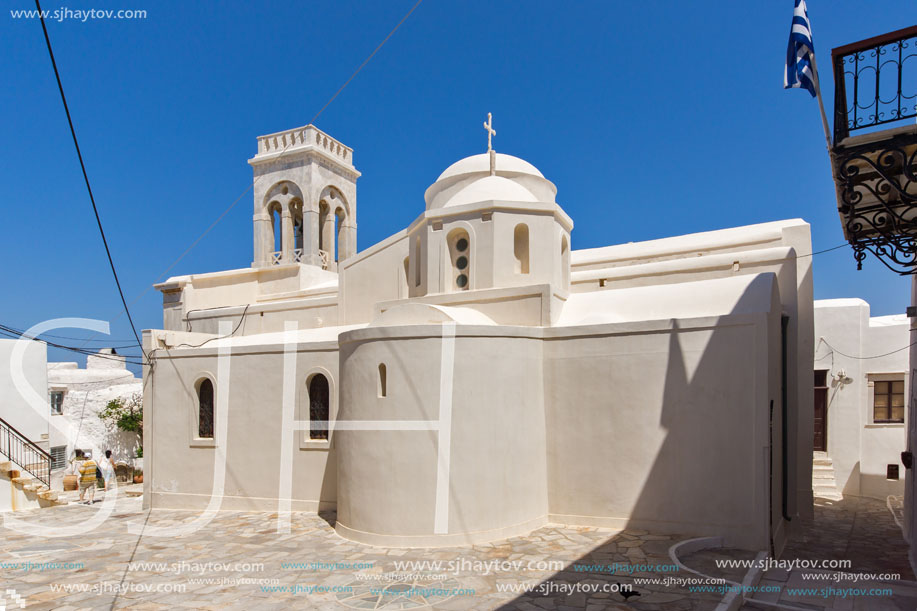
483, 112, 496, 152
483, 112, 497, 176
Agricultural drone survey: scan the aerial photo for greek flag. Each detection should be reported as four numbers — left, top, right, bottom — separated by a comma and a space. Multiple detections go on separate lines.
784, 0, 818, 97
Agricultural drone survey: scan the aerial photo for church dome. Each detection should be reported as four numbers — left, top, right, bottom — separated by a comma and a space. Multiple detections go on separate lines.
424, 152, 557, 210
435, 153, 544, 182
442, 175, 538, 208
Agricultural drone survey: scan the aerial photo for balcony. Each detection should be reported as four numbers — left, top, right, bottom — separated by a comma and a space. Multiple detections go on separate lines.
831, 25, 917, 273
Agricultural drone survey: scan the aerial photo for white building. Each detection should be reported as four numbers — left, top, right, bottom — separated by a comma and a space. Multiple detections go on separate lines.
47, 349, 142, 469
814, 299, 908, 499
0, 338, 50, 452
144, 122, 814, 553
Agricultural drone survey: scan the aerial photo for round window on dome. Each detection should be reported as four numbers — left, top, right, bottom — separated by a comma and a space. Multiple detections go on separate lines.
456, 255, 468, 270
455, 238, 468, 252
456, 274, 468, 288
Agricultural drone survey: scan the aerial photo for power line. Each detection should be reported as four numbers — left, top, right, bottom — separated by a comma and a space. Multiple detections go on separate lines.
0, 323, 140, 348
21, 329, 141, 344
0, 325, 145, 366
797, 243, 848, 258
817, 337, 917, 361
35, 0, 148, 364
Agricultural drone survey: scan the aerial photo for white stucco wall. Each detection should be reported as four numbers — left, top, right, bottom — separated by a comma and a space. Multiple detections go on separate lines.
143, 327, 349, 512
814, 299, 908, 498
571, 218, 814, 521
0, 339, 49, 452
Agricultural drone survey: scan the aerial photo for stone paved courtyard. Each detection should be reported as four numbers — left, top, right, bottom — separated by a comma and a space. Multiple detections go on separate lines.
0, 491, 914, 610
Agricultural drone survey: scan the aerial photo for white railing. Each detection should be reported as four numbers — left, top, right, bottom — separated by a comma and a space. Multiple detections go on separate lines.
256, 125, 352, 164
292, 248, 303, 263
319, 249, 331, 270
270, 251, 282, 265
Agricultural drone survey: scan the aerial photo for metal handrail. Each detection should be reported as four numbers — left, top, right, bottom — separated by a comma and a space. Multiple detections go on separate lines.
0, 414, 51, 487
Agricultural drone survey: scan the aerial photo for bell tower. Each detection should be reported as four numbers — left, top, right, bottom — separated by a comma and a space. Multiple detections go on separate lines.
248, 125, 360, 271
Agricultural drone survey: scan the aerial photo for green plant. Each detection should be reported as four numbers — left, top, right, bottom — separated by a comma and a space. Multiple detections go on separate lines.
135, 446, 143, 458
99, 394, 142, 435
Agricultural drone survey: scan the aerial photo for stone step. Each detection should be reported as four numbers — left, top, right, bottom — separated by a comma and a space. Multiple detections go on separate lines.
811, 451, 843, 500
0, 461, 13, 474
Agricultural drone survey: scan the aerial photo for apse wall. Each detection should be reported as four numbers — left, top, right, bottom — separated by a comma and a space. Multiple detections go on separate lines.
335, 325, 548, 546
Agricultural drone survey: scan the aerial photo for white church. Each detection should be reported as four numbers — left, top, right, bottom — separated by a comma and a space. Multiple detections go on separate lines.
143, 118, 814, 553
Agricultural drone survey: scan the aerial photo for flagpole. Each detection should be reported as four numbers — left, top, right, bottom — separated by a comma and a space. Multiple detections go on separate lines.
809, 52, 834, 151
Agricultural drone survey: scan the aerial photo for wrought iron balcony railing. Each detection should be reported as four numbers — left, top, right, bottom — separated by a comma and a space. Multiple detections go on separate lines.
832, 25, 917, 143
830, 26, 917, 274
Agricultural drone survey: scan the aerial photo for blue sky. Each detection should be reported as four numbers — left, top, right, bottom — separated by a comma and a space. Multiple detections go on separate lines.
1, 0, 913, 370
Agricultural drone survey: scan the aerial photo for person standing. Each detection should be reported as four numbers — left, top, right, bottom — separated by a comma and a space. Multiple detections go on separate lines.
77, 450, 98, 504
98, 449, 116, 492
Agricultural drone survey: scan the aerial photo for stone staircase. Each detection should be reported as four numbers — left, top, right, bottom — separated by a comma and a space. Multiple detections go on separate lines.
813, 451, 843, 501
0, 460, 65, 509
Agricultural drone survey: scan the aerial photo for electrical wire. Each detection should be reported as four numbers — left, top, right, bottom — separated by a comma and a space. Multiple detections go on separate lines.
169, 304, 252, 351
0, 324, 140, 350
817, 336, 917, 361
797, 243, 849, 258
35, 0, 148, 364
0, 325, 145, 366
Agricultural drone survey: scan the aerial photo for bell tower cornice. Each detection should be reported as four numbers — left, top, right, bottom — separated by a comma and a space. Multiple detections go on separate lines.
248, 124, 361, 179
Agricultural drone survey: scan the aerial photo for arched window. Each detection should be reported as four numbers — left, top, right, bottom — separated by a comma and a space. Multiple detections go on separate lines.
448, 229, 471, 291
308, 374, 330, 440
514, 224, 530, 274
269, 202, 283, 257
198, 379, 214, 439
378, 363, 387, 398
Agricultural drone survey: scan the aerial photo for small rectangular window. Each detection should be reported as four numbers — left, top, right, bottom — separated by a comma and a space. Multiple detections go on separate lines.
888, 464, 900, 480
874, 378, 905, 423
50, 391, 64, 415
